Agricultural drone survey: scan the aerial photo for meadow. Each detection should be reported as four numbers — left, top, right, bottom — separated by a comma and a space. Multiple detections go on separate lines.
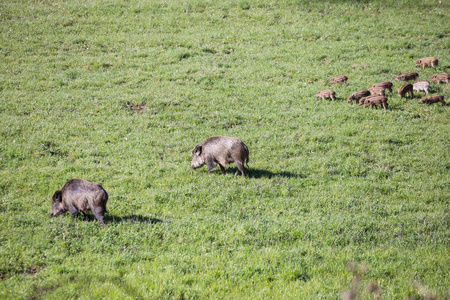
0, 0, 449, 299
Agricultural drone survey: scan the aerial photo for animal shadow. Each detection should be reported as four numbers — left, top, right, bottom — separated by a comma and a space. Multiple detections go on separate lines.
248, 168, 306, 179
105, 214, 164, 224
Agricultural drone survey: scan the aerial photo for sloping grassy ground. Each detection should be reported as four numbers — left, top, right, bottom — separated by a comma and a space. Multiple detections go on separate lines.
0, 0, 449, 299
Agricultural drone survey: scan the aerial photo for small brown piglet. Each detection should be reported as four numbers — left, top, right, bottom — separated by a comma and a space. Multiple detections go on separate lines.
398, 83, 414, 98
415, 57, 438, 69
191, 136, 249, 177
49, 179, 108, 226
371, 81, 393, 93
395, 72, 419, 82
359, 95, 380, 106
419, 95, 446, 105
431, 73, 449, 84
363, 96, 388, 110
329, 75, 348, 85
369, 86, 386, 96
316, 90, 336, 101
347, 90, 370, 103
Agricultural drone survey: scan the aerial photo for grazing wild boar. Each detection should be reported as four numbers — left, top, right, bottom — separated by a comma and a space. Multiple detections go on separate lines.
49, 179, 108, 226
415, 57, 438, 69
330, 75, 348, 85
316, 89, 336, 101
371, 81, 393, 93
395, 72, 419, 82
359, 95, 380, 106
347, 90, 371, 103
413, 80, 431, 95
419, 95, 446, 105
363, 96, 388, 110
398, 83, 414, 98
191, 136, 249, 177
369, 86, 386, 96
431, 73, 449, 84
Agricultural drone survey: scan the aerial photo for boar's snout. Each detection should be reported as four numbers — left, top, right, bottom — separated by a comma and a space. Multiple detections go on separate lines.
49, 190, 66, 217
48, 209, 64, 217
190, 157, 204, 170
190, 145, 205, 170
49, 205, 65, 217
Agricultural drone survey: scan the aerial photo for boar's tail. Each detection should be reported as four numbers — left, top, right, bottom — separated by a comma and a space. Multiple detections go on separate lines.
242, 144, 250, 169
103, 188, 109, 213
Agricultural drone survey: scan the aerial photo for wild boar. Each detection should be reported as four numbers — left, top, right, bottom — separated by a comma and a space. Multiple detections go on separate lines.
359, 95, 380, 106
347, 90, 370, 103
415, 57, 438, 69
191, 136, 249, 177
398, 83, 414, 98
418, 95, 446, 105
316, 89, 336, 101
49, 179, 108, 226
395, 72, 419, 82
371, 81, 393, 93
431, 73, 449, 84
363, 96, 388, 110
330, 75, 348, 85
413, 80, 431, 95
369, 86, 386, 96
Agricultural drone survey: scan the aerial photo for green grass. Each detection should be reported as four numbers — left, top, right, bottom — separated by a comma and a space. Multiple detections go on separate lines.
1, 0, 449, 299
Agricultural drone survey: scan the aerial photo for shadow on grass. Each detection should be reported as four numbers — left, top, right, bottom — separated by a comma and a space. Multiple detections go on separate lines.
197, 167, 306, 179
248, 168, 306, 179
105, 215, 163, 224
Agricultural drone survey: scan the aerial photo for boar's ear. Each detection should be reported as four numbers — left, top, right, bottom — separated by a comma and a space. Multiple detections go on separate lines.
52, 190, 62, 203
194, 145, 202, 156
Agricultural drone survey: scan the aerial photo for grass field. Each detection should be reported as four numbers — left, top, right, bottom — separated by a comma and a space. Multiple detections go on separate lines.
0, 0, 449, 299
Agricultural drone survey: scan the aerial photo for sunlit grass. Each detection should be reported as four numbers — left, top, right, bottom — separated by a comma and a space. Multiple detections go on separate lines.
0, 0, 449, 299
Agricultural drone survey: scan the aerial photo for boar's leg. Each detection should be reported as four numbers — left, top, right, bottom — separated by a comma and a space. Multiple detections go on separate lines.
219, 164, 226, 175
206, 157, 217, 174
92, 207, 105, 226
234, 161, 246, 178
67, 206, 79, 219
81, 211, 91, 221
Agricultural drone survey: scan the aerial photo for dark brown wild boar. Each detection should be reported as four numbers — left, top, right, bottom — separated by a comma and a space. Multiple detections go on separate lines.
418, 95, 446, 105
347, 90, 370, 103
398, 83, 414, 98
371, 81, 393, 93
431, 73, 449, 84
363, 96, 388, 110
395, 72, 419, 82
415, 57, 438, 69
316, 89, 336, 101
49, 179, 108, 225
329, 75, 348, 85
191, 136, 249, 177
